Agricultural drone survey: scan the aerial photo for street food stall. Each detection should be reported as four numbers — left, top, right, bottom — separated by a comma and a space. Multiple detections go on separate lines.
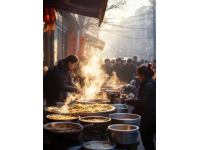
43, 0, 142, 149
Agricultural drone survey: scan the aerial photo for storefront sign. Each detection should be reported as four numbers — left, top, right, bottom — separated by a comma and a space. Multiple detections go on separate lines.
67, 35, 77, 55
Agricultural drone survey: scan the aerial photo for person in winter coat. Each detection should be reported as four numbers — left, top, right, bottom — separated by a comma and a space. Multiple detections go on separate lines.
126, 63, 156, 150
110, 58, 123, 80
120, 58, 136, 84
133, 56, 141, 67
102, 58, 112, 76
44, 55, 83, 106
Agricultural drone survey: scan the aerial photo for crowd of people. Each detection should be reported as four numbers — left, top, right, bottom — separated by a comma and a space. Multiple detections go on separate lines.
101, 56, 156, 84
43, 54, 156, 150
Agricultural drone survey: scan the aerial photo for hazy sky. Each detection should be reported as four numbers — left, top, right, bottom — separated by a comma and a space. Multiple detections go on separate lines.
99, 0, 150, 58
100, 0, 150, 31
105, 0, 150, 19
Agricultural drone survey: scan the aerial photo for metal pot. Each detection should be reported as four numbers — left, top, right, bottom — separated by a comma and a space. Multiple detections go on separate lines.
46, 114, 80, 123
109, 113, 141, 127
108, 124, 139, 145
110, 98, 126, 104
105, 90, 120, 99
43, 122, 92, 141
111, 104, 128, 114
78, 112, 111, 117
79, 116, 111, 130
83, 141, 116, 150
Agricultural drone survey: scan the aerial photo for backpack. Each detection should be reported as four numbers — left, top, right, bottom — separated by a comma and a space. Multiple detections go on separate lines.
43, 67, 54, 95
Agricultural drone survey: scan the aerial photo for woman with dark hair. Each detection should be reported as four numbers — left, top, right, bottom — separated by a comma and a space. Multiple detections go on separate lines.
44, 55, 83, 106
126, 63, 156, 150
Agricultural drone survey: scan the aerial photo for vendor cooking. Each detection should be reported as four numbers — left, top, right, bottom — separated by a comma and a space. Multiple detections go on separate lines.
43, 55, 83, 106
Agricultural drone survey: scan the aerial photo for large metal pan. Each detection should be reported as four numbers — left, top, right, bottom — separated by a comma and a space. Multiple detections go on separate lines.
79, 116, 111, 130
45, 105, 115, 117
76, 99, 110, 104
111, 104, 128, 114
43, 122, 92, 141
105, 90, 120, 99
110, 98, 127, 104
109, 113, 141, 127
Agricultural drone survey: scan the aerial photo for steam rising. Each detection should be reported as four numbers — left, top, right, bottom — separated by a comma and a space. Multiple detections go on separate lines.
62, 49, 122, 107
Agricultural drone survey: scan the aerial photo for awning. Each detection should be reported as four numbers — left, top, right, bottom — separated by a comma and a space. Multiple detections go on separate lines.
86, 34, 105, 51
44, 0, 108, 26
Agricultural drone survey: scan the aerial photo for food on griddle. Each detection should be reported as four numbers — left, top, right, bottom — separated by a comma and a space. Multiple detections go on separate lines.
47, 104, 113, 113
47, 115, 78, 120
82, 118, 109, 122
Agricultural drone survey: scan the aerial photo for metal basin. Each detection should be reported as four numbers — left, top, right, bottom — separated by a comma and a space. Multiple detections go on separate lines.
79, 116, 111, 130
43, 122, 83, 141
105, 90, 120, 99
110, 98, 126, 104
108, 124, 139, 145
83, 141, 116, 150
111, 104, 128, 114
109, 113, 141, 127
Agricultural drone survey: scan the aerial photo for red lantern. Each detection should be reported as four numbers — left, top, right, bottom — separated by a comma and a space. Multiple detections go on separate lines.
43, 6, 56, 23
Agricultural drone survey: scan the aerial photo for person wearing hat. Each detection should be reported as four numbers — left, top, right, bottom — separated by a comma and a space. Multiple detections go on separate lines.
44, 55, 83, 106
120, 58, 137, 84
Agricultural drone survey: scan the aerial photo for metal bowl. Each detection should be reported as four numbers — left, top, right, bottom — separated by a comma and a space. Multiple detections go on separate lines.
110, 98, 127, 104
111, 104, 128, 114
108, 124, 139, 145
79, 116, 111, 130
105, 90, 120, 99
43, 122, 83, 141
83, 141, 116, 150
46, 114, 80, 123
109, 113, 141, 127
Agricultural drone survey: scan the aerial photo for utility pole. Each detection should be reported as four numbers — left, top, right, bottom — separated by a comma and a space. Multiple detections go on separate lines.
153, 0, 156, 59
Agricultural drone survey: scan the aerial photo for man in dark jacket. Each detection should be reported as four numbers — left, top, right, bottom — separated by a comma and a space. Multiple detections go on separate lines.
120, 58, 136, 84
133, 56, 141, 67
44, 55, 83, 106
110, 58, 123, 80
102, 58, 112, 76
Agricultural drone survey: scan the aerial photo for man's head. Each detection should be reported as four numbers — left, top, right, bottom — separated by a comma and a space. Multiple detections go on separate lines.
133, 56, 137, 62
116, 58, 121, 65
127, 58, 133, 66
105, 58, 110, 67
64, 55, 79, 70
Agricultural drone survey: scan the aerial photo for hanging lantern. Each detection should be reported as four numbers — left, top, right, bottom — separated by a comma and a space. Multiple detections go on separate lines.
43, 6, 56, 32
43, 6, 56, 23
